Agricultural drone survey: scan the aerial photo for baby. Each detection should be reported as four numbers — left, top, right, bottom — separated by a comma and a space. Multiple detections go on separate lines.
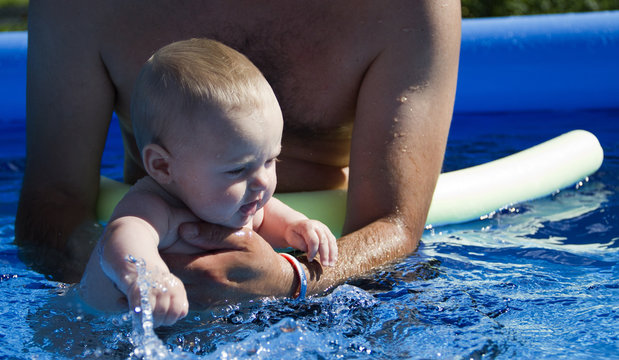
80, 38, 337, 326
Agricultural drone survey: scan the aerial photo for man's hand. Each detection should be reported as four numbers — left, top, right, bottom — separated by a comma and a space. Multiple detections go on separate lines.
161, 222, 297, 308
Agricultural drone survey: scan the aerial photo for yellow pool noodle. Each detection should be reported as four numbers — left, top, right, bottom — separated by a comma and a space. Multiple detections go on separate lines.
97, 130, 603, 236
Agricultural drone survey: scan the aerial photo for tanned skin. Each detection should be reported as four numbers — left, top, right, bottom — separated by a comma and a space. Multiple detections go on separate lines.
17, 0, 460, 306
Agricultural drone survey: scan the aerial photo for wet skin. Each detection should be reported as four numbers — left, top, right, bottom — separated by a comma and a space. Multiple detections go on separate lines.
17, 0, 461, 305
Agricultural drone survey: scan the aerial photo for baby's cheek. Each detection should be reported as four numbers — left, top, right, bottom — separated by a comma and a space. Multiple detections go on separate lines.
267, 172, 278, 198
225, 183, 247, 202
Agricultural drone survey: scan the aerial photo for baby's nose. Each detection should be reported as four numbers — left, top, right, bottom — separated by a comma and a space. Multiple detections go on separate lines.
249, 167, 269, 191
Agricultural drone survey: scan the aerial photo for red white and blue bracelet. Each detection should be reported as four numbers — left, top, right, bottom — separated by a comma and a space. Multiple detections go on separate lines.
279, 253, 307, 300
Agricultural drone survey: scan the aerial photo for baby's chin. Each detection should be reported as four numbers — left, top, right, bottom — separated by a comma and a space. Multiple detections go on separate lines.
187, 211, 248, 231
216, 213, 253, 230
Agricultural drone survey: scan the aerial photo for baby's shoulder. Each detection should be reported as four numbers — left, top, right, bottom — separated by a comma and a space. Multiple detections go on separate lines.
112, 177, 176, 218
127, 177, 198, 229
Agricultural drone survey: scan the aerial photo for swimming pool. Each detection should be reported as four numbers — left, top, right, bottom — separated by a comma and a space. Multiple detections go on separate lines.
1, 11, 619, 360
1, 108, 617, 359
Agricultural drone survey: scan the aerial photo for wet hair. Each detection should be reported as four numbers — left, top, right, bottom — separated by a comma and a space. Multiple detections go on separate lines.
131, 38, 271, 153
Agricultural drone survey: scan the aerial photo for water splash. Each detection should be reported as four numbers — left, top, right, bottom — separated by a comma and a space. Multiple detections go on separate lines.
201, 285, 379, 359
126, 255, 194, 360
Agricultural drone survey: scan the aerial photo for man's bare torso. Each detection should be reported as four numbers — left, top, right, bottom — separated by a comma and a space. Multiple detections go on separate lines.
93, 1, 392, 191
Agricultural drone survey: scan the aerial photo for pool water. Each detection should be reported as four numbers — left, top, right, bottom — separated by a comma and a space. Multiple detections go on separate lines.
0, 110, 617, 359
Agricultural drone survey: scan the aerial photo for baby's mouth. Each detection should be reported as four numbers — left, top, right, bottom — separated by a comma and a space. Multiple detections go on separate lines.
239, 200, 259, 216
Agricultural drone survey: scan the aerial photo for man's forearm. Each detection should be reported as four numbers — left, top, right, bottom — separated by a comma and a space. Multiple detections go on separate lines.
15, 189, 102, 282
302, 216, 420, 295
167, 215, 421, 305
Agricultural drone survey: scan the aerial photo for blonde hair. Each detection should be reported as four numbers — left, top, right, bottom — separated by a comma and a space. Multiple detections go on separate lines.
131, 38, 271, 153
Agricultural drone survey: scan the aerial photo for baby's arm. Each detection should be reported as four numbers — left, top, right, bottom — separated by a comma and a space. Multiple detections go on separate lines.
257, 198, 338, 266
82, 190, 188, 326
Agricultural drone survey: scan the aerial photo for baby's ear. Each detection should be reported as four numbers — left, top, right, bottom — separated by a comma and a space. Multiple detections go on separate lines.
143, 144, 172, 184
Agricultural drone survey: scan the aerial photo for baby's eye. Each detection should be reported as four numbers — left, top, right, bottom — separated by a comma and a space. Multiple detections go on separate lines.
266, 157, 279, 166
226, 167, 246, 176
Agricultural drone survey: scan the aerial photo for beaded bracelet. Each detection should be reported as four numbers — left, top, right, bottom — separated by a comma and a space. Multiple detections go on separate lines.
279, 253, 307, 300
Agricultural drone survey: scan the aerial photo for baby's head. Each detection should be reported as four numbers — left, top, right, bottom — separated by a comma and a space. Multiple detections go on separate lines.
130, 38, 283, 228
131, 38, 279, 153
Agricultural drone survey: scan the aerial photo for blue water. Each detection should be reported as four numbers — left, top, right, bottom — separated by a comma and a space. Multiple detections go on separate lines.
0, 110, 617, 359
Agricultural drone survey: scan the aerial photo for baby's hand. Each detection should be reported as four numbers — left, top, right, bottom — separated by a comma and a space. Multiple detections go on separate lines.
285, 220, 338, 266
126, 272, 189, 327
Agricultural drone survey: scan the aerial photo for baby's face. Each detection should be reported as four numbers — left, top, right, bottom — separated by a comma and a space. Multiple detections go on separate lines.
166, 96, 283, 228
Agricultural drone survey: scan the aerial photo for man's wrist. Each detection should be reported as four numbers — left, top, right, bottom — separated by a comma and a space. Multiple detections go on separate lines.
279, 253, 307, 299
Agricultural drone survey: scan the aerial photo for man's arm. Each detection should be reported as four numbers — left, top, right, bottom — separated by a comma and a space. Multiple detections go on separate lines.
302, 0, 461, 291
15, 0, 115, 282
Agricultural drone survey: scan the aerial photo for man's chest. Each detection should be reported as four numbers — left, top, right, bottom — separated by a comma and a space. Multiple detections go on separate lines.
105, 4, 372, 135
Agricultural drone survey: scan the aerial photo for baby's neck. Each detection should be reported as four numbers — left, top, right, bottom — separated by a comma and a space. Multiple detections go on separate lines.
135, 176, 186, 209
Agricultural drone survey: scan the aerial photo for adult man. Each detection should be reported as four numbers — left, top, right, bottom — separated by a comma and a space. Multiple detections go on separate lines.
17, 0, 460, 305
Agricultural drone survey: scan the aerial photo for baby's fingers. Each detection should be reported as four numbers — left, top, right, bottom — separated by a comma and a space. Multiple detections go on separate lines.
151, 275, 189, 327
154, 299, 188, 327
304, 229, 321, 262
287, 221, 320, 262
318, 228, 338, 266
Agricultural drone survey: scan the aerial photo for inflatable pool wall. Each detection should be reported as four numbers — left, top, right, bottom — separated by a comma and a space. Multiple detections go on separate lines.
0, 31, 26, 120
456, 11, 619, 113
0, 11, 611, 231
2, 11, 618, 119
